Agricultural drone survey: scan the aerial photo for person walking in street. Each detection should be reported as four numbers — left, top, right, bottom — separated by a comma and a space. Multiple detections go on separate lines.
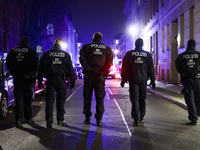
6, 37, 38, 128
37, 38, 75, 128
175, 39, 200, 125
79, 32, 113, 126
120, 38, 155, 126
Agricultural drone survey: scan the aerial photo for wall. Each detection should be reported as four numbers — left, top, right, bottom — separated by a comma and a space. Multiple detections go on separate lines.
123, 0, 200, 84
0, 0, 24, 57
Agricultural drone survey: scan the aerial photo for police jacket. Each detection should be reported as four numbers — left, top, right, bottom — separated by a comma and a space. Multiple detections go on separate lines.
121, 48, 155, 82
6, 44, 38, 80
37, 44, 75, 84
175, 47, 200, 77
79, 40, 113, 76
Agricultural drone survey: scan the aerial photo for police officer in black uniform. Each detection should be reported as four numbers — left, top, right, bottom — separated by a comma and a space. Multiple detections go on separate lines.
175, 39, 200, 125
79, 32, 113, 126
121, 38, 155, 126
6, 37, 38, 128
37, 38, 75, 128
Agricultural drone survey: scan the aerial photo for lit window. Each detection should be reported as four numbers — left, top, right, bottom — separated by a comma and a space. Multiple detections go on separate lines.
46, 23, 54, 35
116, 40, 119, 45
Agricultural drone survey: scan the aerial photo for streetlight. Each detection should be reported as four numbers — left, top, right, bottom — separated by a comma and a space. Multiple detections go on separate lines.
114, 49, 119, 55
61, 42, 67, 50
128, 24, 139, 49
128, 25, 138, 36
115, 40, 119, 45
114, 49, 119, 65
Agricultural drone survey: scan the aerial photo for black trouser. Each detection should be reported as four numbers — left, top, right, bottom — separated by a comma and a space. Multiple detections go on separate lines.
129, 80, 147, 122
183, 78, 200, 123
83, 72, 105, 120
14, 79, 33, 123
45, 76, 66, 122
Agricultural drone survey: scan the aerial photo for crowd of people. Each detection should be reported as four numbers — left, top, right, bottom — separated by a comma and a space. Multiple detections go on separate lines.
6, 33, 200, 128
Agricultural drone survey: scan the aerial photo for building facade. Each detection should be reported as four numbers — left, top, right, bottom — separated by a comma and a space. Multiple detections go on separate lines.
0, 0, 78, 65
123, 0, 200, 84
0, 0, 24, 57
40, 11, 77, 64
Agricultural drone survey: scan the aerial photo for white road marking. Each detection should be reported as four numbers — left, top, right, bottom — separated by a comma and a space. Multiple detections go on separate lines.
66, 84, 132, 136
66, 84, 83, 101
107, 87, 132, 136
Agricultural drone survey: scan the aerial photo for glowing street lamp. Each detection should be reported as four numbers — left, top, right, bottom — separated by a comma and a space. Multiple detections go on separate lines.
115, 40, 119, 45
78, 43, 81, 47
128, 24, 139, 49
61, 42, 67, 49
114, 49, 119, 55
128, 25, 138, 36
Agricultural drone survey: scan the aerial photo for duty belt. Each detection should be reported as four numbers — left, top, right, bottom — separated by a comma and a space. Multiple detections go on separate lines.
186, 73, 200, 79
195, 73, 200, 79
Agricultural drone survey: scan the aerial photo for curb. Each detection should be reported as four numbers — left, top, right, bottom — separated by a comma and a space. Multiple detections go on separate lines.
147, 88, 188, 110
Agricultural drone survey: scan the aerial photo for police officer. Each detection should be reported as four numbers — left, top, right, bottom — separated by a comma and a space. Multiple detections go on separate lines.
37, 38, 75, 128
175, 39, 200, 125
6, 37, 38, 128
121, 38, 155, 126
79, 32, 113, 126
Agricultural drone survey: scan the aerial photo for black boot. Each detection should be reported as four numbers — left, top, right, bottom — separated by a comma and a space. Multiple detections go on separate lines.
16, 119, 23, 128
58, 120, 67, 126
46, 118, 53, 128
186, 120, 197, 125
133, 121, 139, 126
84, 118, 91, 124
27, 118, 35, 125
97, 119, 102, 126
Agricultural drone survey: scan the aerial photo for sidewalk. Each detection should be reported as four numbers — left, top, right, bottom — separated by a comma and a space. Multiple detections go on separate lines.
147, 81, 187, 110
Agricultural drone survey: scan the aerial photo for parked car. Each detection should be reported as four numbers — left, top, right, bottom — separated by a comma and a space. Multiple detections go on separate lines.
0, 58, 46, 119
0, 58, 14, 119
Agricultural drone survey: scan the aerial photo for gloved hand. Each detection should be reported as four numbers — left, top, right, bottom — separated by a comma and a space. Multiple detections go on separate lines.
70, 82, 75, 89
38, 82, 43, 89
120, 80, 127, 88
149, 81, 156, 89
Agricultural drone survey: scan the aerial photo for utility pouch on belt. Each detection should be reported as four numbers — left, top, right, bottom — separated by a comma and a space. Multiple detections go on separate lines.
195, 73, 200, 79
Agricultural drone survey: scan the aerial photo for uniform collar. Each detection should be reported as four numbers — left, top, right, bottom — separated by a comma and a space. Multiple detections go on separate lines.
135, 47, 143, 51
54, 44, 62, 50
92, 39, 102, 43
186, 46, 196, 51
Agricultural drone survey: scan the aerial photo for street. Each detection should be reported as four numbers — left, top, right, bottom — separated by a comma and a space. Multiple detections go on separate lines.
0, 79, 200, 150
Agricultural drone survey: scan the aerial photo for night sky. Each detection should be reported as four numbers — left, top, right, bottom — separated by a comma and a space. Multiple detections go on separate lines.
66, 0, 126, 46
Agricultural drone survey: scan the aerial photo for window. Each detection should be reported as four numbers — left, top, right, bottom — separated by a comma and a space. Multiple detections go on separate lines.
161, 0, 164, 7
162, 28, 165, 52
46, 23, 54, 35
149, 0, 152, 19
162, 69, 164, 81
189, 7, 194, 39
179, 14, 184, 47
167, 24, 169, 50
167, 70, 169, 83
138, 0, 140, 6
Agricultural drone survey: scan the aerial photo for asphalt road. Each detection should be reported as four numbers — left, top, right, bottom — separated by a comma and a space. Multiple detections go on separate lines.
0, 79, 200, 150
